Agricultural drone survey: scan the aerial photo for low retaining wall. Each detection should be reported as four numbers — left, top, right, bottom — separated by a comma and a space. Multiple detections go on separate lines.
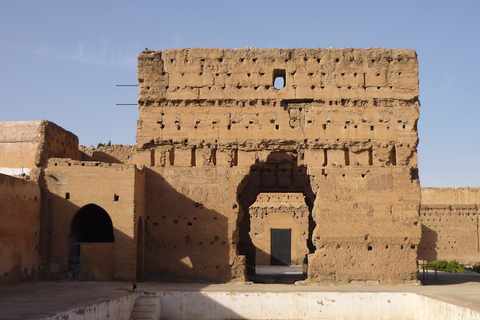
39, 293, 137, 320
39, 290, 480, 320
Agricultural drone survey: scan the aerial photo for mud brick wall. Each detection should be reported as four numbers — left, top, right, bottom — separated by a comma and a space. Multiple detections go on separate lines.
42, 159, 145, 281
419, 188, 480, 264
136, 48, 420, 284
0, 174, 41, 283
0, 120, 81, 177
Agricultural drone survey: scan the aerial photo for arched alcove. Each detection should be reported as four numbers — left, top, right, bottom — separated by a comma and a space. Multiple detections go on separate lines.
70, 204, 114, 242
236, 151, 316, 283
68, 204, 115, 280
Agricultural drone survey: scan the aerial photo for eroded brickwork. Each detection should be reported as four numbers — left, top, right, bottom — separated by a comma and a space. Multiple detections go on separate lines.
136, 48, 421, 284
419, 188, 480, 264
0, 174, 41, 283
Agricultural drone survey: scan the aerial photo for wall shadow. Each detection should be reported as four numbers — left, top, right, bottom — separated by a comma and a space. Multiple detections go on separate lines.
143, 168, 232, 282
420, 270, 480, 285
81, 151, 124, 163
417, 224, 438, 262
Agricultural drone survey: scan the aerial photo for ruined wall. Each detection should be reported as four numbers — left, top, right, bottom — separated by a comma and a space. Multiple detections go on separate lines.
0, 174, 41, 283
419, 188, 480, 264
42, 159, 145, 281
136, 48, 421, 284
80, 145, 137, 164
0, 120, 81, 178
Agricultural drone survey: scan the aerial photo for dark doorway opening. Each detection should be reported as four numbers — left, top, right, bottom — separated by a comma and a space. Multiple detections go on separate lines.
270, 228, 291, 266
68, 204, 114, 280
236, 151, 316, 283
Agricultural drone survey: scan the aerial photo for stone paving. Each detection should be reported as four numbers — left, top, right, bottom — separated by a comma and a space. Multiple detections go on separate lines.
0, 272, 479, 319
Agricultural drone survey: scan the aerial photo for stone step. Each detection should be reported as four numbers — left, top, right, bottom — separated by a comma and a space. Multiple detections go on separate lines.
130, 310, 155, 319
129, 295, 160, 320
133, 304, 157, 312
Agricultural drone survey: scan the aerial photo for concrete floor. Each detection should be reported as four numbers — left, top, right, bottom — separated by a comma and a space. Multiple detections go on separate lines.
1, 271, 479, 320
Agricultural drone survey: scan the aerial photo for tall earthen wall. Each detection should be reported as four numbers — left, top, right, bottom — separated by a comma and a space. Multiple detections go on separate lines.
42, 159, 145, 281
136, 48, 421, 284
0, 174, 41, 283
419, 188, 480, 264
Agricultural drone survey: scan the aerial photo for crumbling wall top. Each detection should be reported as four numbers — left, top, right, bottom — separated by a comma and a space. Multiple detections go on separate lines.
138, 47, 418, 102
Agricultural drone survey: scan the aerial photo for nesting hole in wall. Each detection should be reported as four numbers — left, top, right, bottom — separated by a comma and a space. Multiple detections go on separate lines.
191, 147, 196, 167
368, 245, 373, 251
114, 194, 119, 201
65, 193, 70, 200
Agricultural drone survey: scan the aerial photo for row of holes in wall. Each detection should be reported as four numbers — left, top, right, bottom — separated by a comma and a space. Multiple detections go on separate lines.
157, 119, 410, 131
149, 147, 399, 167
165, 56, 409, 65
160, 83, 398, 91
159, 69, 404, 91
141, 98, 417, 108
54, 162, 104, 167
14, 194, 38, 202
64, 192, 119, 201
421, 210, 478, 215
142, 98, 417, 108
320, 243, 414, 253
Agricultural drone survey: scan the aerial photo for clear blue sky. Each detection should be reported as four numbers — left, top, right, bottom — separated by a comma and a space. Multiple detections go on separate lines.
1, 1, 479, 187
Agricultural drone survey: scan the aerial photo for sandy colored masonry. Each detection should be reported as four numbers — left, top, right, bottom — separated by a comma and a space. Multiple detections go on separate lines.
0, 47, 477, 286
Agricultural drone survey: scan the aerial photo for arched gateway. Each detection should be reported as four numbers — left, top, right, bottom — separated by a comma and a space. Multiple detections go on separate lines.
68, 204, 115, 280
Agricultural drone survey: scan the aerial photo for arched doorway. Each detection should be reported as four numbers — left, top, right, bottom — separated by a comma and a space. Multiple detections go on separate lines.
68, 204, 115, 280
136, 217, 145, 281
236, 151, 315, 283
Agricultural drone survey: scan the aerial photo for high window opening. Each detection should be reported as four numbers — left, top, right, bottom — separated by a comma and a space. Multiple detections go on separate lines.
273, 69, 286, 90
